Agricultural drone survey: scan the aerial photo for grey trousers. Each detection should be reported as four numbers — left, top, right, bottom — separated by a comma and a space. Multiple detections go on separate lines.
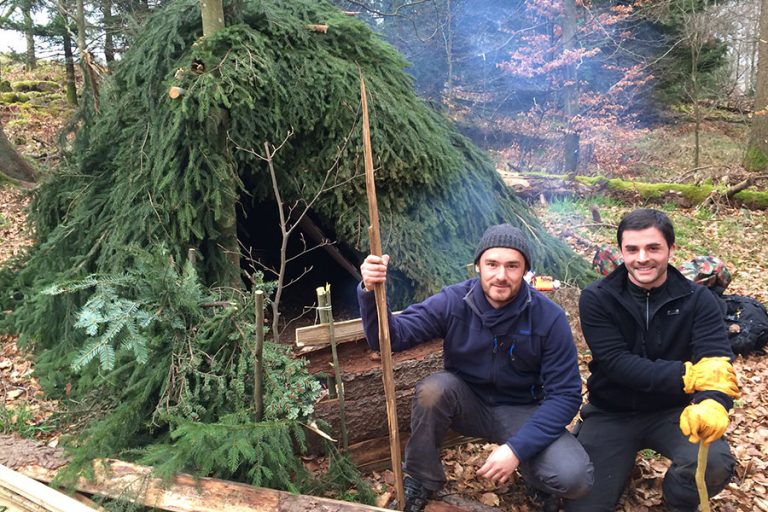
403, 371, 593, 498
564, 403, 735, 512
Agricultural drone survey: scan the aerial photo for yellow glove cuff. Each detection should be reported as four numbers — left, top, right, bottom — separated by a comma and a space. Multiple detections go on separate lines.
680, 399, 729, 445
682, 356, 740, 399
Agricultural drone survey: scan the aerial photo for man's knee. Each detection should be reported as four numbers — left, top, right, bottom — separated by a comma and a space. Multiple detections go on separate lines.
703, 445, 736, 489
553, 460, 594, 499
664, 441, 735, 507
528, 437, 594, 499
414, 372, 462, 409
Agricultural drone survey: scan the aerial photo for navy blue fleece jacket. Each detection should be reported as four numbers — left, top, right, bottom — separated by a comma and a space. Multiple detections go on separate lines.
358, 278, 582, 462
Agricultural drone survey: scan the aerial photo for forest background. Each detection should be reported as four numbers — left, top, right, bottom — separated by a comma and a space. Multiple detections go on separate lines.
1, 0, 768, 511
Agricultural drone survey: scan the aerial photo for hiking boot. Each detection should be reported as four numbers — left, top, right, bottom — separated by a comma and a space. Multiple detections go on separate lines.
403, 475, 431, 512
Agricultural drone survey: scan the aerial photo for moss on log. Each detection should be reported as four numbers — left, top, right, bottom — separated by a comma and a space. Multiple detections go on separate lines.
507, 172, 768, 210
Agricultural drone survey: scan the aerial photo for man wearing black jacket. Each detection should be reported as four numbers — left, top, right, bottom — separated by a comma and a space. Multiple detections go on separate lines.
566, 209, 740, 512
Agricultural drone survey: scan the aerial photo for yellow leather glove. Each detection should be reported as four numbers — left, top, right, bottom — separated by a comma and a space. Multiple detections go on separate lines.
682, 356, 740, 398
679, 399, 729, 444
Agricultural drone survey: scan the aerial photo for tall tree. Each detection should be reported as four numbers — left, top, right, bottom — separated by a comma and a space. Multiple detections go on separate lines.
102, 0, 115, 64
561, 0, 579, 175
20, 0, 36, 69
745, 0, 768, 170
198, 0, 240, 287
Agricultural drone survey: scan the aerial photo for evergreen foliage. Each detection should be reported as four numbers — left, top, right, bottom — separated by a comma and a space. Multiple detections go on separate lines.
38, 246, 371, 499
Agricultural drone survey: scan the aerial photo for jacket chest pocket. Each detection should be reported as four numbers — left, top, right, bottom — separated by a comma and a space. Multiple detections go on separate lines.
501, 334, 541, 374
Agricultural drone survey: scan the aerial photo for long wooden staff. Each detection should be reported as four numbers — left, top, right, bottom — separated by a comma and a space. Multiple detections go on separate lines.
360, 74, 405, 510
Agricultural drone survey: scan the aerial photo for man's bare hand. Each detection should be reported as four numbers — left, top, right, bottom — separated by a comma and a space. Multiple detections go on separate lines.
361, 254, 390, 291
476, 444, 519, 485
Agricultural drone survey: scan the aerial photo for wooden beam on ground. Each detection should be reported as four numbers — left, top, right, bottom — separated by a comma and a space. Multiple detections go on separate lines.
295, 312, 401, 347
17, 459, 393, 512
0, 464, 96, 512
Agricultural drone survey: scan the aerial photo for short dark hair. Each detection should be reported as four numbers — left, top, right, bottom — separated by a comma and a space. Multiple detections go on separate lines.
617, 209, 675, 248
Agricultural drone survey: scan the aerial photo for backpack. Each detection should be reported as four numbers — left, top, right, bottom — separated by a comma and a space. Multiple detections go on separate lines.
678, 256, 733, 296
722, 295, 768, 356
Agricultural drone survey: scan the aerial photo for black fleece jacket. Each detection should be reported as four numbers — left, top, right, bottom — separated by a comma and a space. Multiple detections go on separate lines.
579, 264, 734, 413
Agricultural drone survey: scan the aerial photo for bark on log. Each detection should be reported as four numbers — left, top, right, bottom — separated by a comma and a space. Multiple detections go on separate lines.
306, 339, 444, 446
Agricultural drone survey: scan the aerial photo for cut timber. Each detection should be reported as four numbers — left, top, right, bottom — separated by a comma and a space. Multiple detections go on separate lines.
0, 464, 96, 512
295, 312, 401, 347
18, 459, 393, 512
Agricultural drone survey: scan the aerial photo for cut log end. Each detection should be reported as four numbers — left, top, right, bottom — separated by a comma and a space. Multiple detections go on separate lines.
305, 24, 329, 33
168, 86, 185, 99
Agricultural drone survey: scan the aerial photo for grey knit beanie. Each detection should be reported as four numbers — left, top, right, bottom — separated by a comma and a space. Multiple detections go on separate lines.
473, 224, 532, 269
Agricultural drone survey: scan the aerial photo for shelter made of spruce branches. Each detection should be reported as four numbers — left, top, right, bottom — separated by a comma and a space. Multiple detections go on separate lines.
1, 0, 594, 483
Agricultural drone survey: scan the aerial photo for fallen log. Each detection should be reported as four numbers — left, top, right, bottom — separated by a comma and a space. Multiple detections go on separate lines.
500, 171, 768, 210
306, 338, 444, 446
19, 459, 393, 512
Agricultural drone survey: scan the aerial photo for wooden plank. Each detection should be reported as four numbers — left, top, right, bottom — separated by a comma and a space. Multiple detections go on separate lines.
18, 459, 394, 512
295, 312, 401, 347
0, 464, 96, 512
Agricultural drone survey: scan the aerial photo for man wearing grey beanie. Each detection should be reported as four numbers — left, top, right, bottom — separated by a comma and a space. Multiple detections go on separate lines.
358, 223, 593, 512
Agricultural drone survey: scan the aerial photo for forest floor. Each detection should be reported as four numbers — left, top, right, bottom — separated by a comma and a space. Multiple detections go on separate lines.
2, 61, 768, 511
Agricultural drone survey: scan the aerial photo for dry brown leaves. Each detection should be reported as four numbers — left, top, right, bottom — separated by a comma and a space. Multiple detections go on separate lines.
0, 187, 56, 444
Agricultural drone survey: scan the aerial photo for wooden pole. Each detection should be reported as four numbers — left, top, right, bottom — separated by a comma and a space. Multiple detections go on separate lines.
360, 74, 405, 510
316, 284, 348, 450
253, 290, 265, 421
695, 441, 711, 512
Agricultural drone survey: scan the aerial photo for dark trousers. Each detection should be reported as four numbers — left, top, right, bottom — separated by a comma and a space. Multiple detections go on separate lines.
403, 371, 593, 498
564, 403, 735, 512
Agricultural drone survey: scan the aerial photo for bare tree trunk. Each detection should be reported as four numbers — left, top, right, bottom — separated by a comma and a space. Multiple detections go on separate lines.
198, 0, 240, 287
58, 0, 78, 105
102, 0, 115, 64
200, 0, 225, 35
441, 0, 454, 105
63, 27, 78, 105
0, 121, 38, 184
692, 36, 701, 169
562, 0, 580, 175
745, 0, 768, 171
76, 0, 86, 54
21, 0, 36, 70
